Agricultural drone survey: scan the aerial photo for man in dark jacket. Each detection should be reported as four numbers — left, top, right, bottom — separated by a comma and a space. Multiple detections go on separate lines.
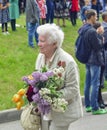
81, 9, 107, 115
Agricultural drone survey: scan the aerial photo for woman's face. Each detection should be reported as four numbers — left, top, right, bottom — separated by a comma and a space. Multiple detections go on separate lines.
38, 35, 57, 57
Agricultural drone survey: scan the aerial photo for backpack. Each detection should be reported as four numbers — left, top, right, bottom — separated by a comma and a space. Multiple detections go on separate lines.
75, 24, 92, 64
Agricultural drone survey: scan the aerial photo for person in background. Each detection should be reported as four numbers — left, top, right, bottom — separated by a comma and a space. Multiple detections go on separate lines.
102, 12, 107, 81
91, 0, 100, 20
19, 0, 26, 14
69, 0, 80, 26
83, 9, 107, 115
9, 0, 19, 31
102, 0, 106, 11
37, 0, 46, 25
80, 0, 90, 24
46, 0, 54, 23
93, 21, 107, 109
26, 0, 40, 48
35, 23, 83, 130
54, 0, 67, 27
79, 0, 85, 9
0, 0, 10, 35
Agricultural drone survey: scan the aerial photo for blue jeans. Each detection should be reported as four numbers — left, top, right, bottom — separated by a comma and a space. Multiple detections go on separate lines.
28, 22, 39, 47
84, 64, 101, 111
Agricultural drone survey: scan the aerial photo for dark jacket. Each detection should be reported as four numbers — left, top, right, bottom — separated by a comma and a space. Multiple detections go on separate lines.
88, 33, 105, 66
86, 29, 104, 66
26, 0, 39, 23
79, 23, 104, 66
46, 0, 54, 8
91, 2, 100, 19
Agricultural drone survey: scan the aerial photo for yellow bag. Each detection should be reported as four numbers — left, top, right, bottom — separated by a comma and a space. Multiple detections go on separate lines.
20, 104, 41, 130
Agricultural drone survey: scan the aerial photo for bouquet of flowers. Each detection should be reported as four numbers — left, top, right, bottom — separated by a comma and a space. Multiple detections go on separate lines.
12, 61, 68, 119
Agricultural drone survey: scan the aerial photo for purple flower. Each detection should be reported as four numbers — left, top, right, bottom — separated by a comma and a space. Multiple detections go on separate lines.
22, 76, 29, 84
33, 87, 39, 93
22, 76, 36, 86
40, 74, 48, 81
32, 93, 41, 103
32, 72, 42, 83
26, 85, 35, 102
22, 72, 42, 86
38, 99, 51, 114
45, 71, 54, 77
28, 80, 36, 86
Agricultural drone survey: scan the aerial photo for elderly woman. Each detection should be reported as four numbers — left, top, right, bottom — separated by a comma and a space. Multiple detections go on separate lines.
35, 23, 83, 130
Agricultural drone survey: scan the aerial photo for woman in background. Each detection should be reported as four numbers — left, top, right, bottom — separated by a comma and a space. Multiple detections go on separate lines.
9, 0, 19, 31
54, 0, 67, 27
0, 0, 10, 34
37, 0, 46, 25
69, 0, 80, 26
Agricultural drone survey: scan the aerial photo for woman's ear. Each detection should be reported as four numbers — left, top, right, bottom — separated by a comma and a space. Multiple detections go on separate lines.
53, 42, 57, 46
53, 42, 57, 48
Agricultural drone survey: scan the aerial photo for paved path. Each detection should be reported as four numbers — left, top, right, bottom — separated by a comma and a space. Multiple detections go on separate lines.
70, 110, 107, 130
1, 108, 107, 130
1, 93, 107, 130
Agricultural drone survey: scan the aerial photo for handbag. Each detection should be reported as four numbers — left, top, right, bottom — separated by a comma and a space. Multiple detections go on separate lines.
20, 104, 41, 130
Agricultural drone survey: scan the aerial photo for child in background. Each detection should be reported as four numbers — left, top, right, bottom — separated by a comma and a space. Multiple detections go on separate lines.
0, 0, 10, 35
93, 21, 106, 109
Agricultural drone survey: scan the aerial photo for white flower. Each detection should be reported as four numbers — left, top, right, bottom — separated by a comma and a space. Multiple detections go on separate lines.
39, 88, 51, 96
43, 95, 52, 103
52, 67, 65, 77
53, 68, 59, 75
58, 67, 64, 73
52, 98, 68, 112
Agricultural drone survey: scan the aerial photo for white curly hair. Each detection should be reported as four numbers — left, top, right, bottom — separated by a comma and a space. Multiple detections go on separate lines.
37, 23, 64, 47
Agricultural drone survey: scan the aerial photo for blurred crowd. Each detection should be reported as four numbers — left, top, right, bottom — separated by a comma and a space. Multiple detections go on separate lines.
0, 0, 107, 32
1, 0, 107, 48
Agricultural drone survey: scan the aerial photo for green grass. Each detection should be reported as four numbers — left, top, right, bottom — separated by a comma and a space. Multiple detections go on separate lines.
0, 14, 90, 110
